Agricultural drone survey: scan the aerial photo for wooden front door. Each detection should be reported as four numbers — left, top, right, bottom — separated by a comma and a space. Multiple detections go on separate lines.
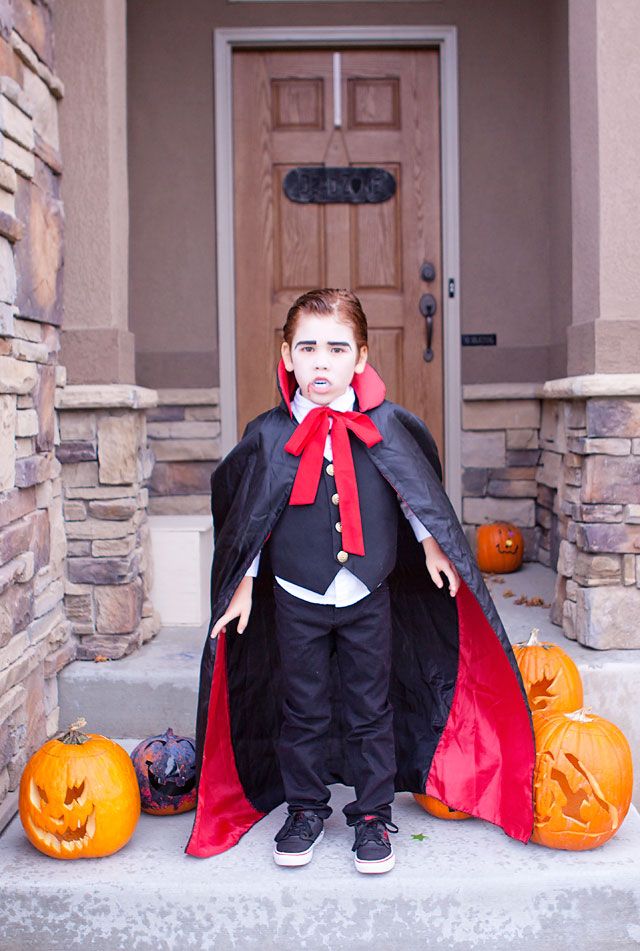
233, 47, 444, 465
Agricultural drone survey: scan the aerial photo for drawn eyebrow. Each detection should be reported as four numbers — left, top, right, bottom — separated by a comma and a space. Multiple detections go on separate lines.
294, 340, 352, 348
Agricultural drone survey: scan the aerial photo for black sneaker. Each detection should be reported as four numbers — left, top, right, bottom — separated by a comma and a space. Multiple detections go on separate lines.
352, 814, 399, 874
273, 809, 325, 867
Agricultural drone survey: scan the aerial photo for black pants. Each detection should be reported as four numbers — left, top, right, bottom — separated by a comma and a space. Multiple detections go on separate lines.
272, 578, 396, 826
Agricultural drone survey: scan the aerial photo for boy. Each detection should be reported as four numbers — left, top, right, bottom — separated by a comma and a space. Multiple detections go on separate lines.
185, 290, 536, 869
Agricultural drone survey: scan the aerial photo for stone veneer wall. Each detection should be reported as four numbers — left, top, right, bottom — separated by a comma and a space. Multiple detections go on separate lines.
146, 388, 221, 515
461, 382, 544, 562
56, 385, 162, 660
462, 378, 640, 650
541, 381, 640, 650
0, 3, 71, 831
149, 379, 640, 650
0, 2, 164, 834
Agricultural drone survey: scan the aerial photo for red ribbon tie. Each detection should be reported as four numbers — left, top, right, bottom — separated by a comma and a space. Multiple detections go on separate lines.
283, 406, 383, 557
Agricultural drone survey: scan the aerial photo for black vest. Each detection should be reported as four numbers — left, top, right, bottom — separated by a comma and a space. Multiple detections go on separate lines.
267, 434, 398, 595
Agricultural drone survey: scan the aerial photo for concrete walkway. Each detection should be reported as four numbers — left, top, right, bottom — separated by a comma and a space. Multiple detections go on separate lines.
2, 561, 639, 949
1, 766, 639, 950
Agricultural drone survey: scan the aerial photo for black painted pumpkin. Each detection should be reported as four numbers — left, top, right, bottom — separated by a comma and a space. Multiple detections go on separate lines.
130, 728, 196, 815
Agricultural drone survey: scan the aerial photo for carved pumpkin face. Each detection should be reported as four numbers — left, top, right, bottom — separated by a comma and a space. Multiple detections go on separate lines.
19, 722, 141, 859
476, 522, 524, 573
130, 728, 196, 815
513, 627, 584, 714
532, 709, 633, 850
413, 793, 471, 820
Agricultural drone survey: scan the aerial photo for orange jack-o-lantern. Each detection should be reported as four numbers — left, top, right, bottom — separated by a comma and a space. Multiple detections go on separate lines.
532, 708, 633, 851
476, 522, 524, 573
413, 793, 471, 820
19, 718, 141, 859
513, 627, 583, 715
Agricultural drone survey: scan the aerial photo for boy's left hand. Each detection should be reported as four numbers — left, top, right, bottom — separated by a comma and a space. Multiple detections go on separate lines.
422, 536, 460, 597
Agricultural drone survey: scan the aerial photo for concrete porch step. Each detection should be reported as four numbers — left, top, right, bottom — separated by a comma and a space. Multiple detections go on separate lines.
0, 756, 639, 950
57, 563, 640, 805
58, 621, 206, 739
484, 562, 640, 807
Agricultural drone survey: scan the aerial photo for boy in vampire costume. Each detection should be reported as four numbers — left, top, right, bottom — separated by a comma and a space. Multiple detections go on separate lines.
185, 289, 536, 871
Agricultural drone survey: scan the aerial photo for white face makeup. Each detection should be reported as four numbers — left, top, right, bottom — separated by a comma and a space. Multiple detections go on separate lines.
281, 311, 368, 406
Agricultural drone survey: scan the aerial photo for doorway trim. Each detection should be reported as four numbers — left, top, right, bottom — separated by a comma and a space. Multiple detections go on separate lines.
214, 25, 462, 516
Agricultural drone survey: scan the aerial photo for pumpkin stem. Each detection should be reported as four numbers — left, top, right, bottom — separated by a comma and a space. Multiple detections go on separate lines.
565, 707, 594, 723
527, 628, 541, 646
60, 717, 91, 745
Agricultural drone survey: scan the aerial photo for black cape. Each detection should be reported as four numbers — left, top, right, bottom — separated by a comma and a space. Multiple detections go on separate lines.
185, 360, 535, 857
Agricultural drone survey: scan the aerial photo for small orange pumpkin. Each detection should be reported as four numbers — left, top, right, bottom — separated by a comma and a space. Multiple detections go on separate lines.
532, 707, 633, 851
19, 718, 141, 859
476, 521, 524, 573
413, 793, 471, 820
513, 627, 583, 715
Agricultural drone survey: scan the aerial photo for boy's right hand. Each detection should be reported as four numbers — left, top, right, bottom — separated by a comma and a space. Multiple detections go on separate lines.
210, 575, 254, 639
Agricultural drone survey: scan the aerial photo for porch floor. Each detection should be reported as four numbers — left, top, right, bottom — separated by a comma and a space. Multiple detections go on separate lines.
56, 561, 640, 808
61, 561, 574, 741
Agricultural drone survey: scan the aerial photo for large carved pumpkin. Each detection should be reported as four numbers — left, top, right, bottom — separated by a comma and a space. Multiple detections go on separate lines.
532, 708, 633, 851
513, 627, 583, 715
413, 793, 471, 820
19, 718, 141, 859
476, 522, 524, 573
130, 728, 196, 815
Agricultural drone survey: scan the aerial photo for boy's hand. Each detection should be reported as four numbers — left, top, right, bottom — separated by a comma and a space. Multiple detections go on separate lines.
210, 575, 254, 638
422, 536, 460, 597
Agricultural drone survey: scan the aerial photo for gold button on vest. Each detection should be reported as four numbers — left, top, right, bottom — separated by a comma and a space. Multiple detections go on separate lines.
325, 463, 335, 476
335, 521, 342, 533
331, 493, 339, 506
336, 550, 349, 564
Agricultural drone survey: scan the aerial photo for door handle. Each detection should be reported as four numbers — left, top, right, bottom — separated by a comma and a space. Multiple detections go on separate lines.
419, 294, 436, 363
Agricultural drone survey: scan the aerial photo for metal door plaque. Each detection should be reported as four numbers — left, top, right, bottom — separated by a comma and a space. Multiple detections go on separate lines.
283, 167, 396, 204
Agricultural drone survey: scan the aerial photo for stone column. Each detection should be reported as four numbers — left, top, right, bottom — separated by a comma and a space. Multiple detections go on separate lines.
567, 0, 640, 374
543, 376, 640, 650
53, 0, 134, 383
0, 3, 74, 833
56, 384, 161, 659
462, 376, 640, 650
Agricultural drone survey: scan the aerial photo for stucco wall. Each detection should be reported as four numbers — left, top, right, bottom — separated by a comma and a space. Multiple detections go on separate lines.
127, 0, 571, 388
56, 0, 135, 385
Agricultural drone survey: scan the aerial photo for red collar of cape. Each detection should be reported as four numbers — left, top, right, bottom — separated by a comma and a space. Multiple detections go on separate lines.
276, 357, 387, 418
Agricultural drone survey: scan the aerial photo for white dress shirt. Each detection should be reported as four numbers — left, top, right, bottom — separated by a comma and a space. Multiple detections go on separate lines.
243, 384, 431, 606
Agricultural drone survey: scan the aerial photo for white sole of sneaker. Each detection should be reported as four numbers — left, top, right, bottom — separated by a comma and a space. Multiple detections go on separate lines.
273, 828, 324, 867
354, 849, 395, 874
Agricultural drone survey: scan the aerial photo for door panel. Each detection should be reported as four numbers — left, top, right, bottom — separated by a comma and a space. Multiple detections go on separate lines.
233, 47, 444, 463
